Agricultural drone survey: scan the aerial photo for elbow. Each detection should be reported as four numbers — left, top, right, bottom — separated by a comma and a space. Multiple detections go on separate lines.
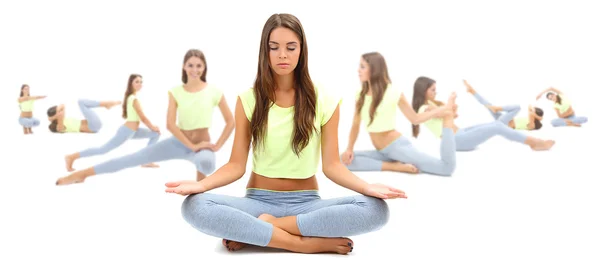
323, 161, 344, 178
166, 122, 178, 133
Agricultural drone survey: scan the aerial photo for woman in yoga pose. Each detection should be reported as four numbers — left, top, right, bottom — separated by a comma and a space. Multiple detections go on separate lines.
341, 52, 458, 177
412, 77, 555, 151
17, 84, 46, 134
165, 14, 405, 255
55, 49, 235, 185
64, 74, 161, 172
536, 87, 588, 127
47, 99, 121, 134
464, 80, 544, 131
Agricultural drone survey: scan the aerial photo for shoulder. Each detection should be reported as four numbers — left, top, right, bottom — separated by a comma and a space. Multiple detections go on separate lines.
384, 83, 402, 101
315, 84, 342, 126
418, 103, 431, 113
238, 88, 256, 120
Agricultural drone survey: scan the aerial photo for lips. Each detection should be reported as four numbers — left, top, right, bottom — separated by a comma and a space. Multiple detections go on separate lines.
277, 63, 290, 68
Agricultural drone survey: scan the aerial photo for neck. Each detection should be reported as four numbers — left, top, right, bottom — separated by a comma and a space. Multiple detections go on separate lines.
186, 78, 204, 86
274, 72, 295, 92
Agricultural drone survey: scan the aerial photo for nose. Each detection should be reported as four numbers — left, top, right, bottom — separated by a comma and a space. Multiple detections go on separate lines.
278, 49, 287, 59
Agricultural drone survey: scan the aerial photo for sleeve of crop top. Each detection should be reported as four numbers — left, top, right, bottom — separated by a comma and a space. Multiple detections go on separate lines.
212, 86, 224, 106
238, 88, 255, 121
317, 86, 342, 126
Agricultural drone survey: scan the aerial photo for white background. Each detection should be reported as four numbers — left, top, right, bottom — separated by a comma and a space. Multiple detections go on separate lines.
1, 0, 599, 265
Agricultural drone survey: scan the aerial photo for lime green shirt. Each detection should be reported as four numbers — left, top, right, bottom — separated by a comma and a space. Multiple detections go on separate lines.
126, 94, 140, 122
239, 85, 341, 179
417, 101, 444, 138
169, 84, 223, 130
63, 117, 81, 132
514, 117, 529, 130
554, 94, 572, 114
357, 84, 401, 132
19, 100, 34, 112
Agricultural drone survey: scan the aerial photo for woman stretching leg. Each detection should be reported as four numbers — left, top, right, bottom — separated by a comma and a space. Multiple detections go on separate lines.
64, 74, 161, 172
56, 49, 235, 185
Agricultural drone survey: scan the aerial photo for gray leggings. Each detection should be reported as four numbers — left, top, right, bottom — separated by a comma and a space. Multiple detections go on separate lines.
18, 117, 40, 128
455, 92, 527, 151
181, 189, 390, 247
79, 125, 160, 158
78, 99, 103, 133
93, 136, 216, 175
344, 127, 456, 176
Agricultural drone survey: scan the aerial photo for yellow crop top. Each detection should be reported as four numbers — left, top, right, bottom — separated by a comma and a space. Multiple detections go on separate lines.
239, 85, 341, 179
63, 117, 81, 133
169, 84, 223, 130
514, 117, 529, 130
19, 100, 34, 112
126, 94, 140, 122
554, 94, 572, 114
417, 101, 444, 138
357, 84, 401, 132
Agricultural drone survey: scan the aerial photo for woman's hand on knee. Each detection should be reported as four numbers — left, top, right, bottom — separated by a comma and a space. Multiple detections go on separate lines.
363, 183, 407, 199
165, 180, 207, 195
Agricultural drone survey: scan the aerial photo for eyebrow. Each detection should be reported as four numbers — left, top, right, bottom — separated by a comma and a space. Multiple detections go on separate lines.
269, 41, 298, 45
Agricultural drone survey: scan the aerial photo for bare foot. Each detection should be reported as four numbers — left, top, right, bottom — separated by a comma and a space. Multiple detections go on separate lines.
463, 80, 476, 94
65, 154, 77, 172
56, 171, 87, 186
141, 163, 160, 168
223, 213, 277, 252
487, 105, 503, 113
296, 236, 354, 254
531, 140, 555, 151
392, 162, 419, 174
103, 101, 121, 110
566, 120, 581, 127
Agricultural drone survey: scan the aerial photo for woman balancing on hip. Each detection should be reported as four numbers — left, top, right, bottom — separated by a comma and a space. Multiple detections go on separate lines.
464, 80, 545, 131
47, 99, 121, 134
341, 52, 458, 177
55, 49, 235, 185
412, 76, 555, 151
17, 84, 46, 134
165, 14, 404, 255
64, 74, 162, 172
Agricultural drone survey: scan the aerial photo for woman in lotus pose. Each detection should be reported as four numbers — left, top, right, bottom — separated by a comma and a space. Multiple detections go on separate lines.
64, 74, 161, 172
464, 80, 544, 131
17, 84, 46, 134
165, 14, 405, 255
413, 77, 555, 151
56, 49, 235, 185
537, 87, 588, 127
341, 52, 458, 177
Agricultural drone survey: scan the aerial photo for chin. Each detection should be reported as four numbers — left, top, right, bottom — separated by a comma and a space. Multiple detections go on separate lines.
274, 69, 294, 76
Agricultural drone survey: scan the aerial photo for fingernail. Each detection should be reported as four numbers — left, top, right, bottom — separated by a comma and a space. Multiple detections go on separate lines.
226, 240, 230, 244
348, 242, 352, 247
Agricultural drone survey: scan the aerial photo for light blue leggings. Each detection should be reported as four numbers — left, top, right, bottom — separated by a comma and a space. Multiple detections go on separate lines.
18, 117, 40, 128
93, 136, 216, 175
551, 115, 588, 127
344, 127, 456, 176
79, 125, 160, 158
453, 92, 528, 151
78, 99, 103, 133
181, 189, 389, 247
472, 92, 521, 124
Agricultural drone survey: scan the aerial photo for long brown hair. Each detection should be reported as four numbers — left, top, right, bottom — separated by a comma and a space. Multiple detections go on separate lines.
122, 74, 142, 119
546, 92, 562, 105
250, 13, 316, 156
20, 84, 29, 97
355, 52, 391, 126
182, 49, 207, 83
411, 76, 441, 138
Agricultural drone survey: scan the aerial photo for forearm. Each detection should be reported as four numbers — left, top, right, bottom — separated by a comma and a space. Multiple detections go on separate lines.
323, 162, 369, 195
214, 122, 235, 150
167, 123, 195, 149
139, 115, 154, 128
199, 162, 245, 191
413, 108, 445, 124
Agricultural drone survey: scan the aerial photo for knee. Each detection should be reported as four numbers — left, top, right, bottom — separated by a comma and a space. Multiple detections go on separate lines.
181, 193, 215, 227
194, 154, 216, 175
439, 163, 456, 177
551, 119, 562, 126
355, 195, 390, 230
